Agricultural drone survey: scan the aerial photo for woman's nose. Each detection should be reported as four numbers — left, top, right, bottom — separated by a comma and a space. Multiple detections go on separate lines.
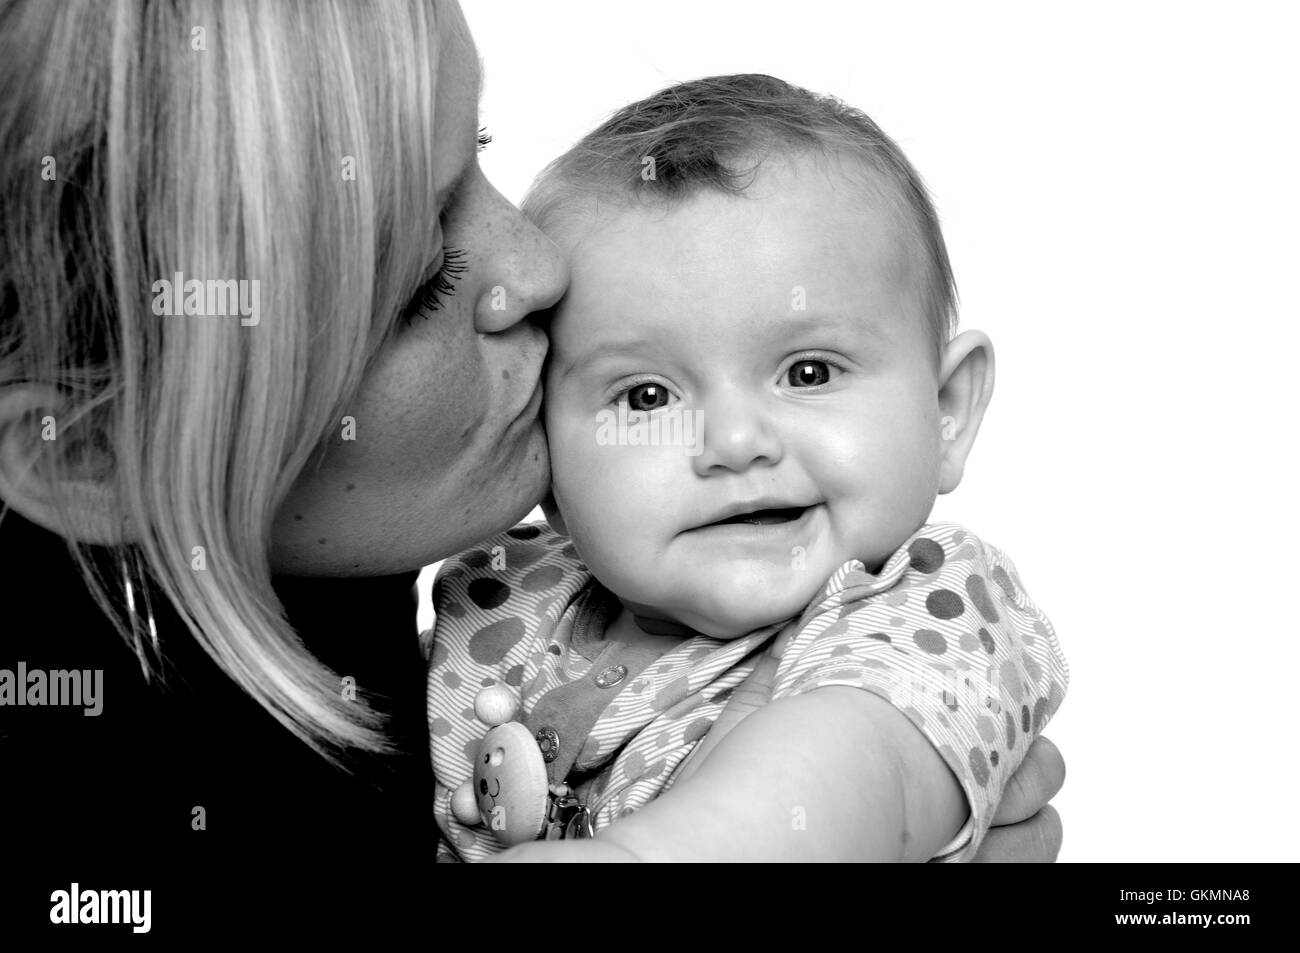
474, 184, 569, 335
691, 392, 784, 476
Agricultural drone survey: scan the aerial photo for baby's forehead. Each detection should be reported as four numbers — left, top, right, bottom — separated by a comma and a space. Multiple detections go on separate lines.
551, 150, 923, 278
552, 146, 912, 227
545, 214, 936, 379
547, 156, 927, 332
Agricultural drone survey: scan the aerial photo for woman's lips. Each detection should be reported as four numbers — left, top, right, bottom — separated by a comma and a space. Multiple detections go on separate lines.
507, 332, 549, 428
508, 379, 543, 429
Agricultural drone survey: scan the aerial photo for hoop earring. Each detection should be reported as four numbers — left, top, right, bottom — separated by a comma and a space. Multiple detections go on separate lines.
121, 552, 159, 678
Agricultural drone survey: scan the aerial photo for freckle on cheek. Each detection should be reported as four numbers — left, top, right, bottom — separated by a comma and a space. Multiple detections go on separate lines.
318, 538, 327, 545
502, 369, 511, 380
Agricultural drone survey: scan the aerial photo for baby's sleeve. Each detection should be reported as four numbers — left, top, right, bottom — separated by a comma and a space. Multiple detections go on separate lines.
770, 524, 1068, 862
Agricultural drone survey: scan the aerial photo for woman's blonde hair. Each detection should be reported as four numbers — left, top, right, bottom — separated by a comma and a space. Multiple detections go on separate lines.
0, 0, 453, 760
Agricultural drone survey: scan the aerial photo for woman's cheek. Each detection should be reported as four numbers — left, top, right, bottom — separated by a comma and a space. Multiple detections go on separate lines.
397, 334, 493, 461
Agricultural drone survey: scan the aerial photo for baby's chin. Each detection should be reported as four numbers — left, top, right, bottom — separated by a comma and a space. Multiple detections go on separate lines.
664, 581, 824, 640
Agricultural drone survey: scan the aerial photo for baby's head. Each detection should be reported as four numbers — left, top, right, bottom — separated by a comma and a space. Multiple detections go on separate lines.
528, 74, 994, 639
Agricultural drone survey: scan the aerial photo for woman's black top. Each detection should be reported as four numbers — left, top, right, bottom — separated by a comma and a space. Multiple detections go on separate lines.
0, 509, 438, 913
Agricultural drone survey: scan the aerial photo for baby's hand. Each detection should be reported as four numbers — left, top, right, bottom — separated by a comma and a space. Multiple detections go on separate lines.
487, 839, 640, 863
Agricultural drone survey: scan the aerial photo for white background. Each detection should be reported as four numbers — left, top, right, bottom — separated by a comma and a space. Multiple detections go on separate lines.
428, 0, 1300, 861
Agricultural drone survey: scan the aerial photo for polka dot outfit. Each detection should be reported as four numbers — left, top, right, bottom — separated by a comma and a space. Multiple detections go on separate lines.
426, 521, 1067, 862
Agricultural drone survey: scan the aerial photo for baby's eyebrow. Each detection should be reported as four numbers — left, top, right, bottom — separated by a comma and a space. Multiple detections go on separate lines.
553, 338, 660, 379
773, 309, 889, 339
554, 312, 890, 378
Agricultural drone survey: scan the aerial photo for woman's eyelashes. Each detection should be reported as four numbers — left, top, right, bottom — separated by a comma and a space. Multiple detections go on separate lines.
402, 246, 469, 324
398, 125, 488, 327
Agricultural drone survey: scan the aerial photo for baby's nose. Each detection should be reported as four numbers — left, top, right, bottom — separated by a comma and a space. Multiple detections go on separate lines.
691, 395, 783, 476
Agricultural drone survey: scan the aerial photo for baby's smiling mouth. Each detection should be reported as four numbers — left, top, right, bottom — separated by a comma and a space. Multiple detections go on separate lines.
704, 506, 808, 527
688, 499, 823, 533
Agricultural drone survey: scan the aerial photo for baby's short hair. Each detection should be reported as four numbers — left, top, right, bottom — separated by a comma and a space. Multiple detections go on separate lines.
524, 73, 957, 353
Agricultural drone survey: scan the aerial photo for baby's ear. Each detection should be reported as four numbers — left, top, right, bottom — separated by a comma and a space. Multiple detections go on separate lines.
540, 491, 569, 536
936, 330, 995, 495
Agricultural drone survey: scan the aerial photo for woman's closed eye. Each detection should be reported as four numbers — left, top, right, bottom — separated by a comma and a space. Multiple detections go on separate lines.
401, 245, 469, 324
400, 126, 490, 326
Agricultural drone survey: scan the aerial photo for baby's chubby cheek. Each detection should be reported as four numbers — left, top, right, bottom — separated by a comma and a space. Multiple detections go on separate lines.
542, 413, 698, 593
810, 394, 945, 557
548, 426, 671, 554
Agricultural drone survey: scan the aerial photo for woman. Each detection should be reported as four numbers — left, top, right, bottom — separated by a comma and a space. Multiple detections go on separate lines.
0, 0, 1062, 872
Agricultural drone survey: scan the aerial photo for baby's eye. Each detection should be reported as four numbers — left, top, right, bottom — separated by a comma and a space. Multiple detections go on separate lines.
624, 382, 672, 412
788, 360, 833, 387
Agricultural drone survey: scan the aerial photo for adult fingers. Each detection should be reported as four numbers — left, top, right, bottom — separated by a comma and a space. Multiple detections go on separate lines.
972, 805, 1063, 863
992, 735, 1066, 826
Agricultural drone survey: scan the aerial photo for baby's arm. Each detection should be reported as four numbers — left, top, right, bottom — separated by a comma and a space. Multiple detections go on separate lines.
625, 686, 963, 860
493, 687, 964, 862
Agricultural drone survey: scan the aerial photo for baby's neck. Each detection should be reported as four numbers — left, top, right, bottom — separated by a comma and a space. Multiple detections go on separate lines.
601, 606, 693, 658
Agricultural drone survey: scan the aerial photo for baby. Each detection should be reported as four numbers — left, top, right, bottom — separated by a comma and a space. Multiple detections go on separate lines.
426, 74, 1067, 862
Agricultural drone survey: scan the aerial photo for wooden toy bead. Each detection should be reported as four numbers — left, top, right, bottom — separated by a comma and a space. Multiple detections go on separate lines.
473, 684, 518, 727
450, 780, 481, 826
475, 722, 549, 845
